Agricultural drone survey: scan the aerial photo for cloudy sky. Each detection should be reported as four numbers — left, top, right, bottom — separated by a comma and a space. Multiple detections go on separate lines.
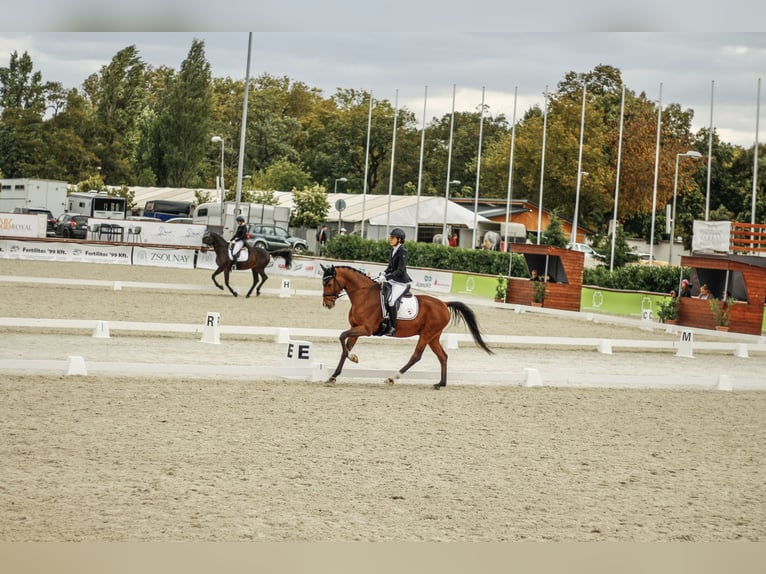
1, 27, 765, 148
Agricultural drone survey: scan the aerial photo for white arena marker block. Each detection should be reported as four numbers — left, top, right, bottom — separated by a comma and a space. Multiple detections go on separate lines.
523, 367, 542, 388
676, 329, 694, 358
276, 327, 290, 344
279, 278, 292, 298
598, 339, 612, 354
311, 362, 325, 382
92, 320, 110, 338
717, 374, 733, 392
445, 333, 459, 349
66, 356, 88, 376
113, 281, 123, 291
201, 311, 220, 345
283, 340, 312, 379
734, 344, 749, 358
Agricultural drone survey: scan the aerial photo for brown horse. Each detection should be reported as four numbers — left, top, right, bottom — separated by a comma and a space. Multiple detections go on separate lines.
321, 264, 492, 389
201, 230, 293, 297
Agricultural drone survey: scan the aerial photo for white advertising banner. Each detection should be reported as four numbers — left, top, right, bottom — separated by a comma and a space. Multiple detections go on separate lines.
692, 220, 731, 252
0, 213, 46, 238
0, 239, 132, 264
132, 246, 196, 269
89, 218, 207, 247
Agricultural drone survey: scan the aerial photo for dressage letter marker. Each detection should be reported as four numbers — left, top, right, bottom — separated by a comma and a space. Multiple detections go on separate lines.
283, 340, 313, 379
201, 311, 221, 344
280, 279, 291, 298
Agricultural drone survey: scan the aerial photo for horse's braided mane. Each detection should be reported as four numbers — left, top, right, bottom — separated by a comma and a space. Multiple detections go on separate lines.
333, 265, 373, 281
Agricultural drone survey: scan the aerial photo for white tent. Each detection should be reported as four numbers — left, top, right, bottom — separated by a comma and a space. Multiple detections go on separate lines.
367, 197, 489, 228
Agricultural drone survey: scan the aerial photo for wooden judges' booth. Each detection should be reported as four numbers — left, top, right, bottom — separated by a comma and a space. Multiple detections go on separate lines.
678, 254, 766, 335
503, 244, 584, 311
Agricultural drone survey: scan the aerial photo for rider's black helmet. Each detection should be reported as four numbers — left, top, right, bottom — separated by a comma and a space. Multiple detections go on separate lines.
236, 215, 245, 223
390, 228, 406, 241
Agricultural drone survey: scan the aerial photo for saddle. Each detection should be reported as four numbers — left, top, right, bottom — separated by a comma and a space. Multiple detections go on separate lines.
379, 285, 419, 320
228, 247, 249, 263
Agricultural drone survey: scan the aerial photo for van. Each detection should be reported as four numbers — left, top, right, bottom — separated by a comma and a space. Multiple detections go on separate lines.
142, 200, 193, 221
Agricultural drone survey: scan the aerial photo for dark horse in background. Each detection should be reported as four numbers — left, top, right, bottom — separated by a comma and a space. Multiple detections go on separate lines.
321, 264, 492, 389
201, 230, 293, 297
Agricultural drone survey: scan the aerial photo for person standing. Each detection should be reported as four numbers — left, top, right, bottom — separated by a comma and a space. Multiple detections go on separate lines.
316, 224, 329, 256
680, 279, 693, 297
374, 228, 413, 336
229, 215, 247, 270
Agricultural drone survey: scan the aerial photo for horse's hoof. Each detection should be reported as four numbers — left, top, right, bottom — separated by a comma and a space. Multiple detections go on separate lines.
433, 383, 445, 390
324, 378, 336, 387
349, 354, 358, 364
232, 292, 238, 298
385, 378, 395, 385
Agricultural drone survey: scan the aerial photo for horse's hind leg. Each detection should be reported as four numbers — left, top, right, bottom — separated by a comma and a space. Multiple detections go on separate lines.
384, 337, 429, 386
255, 271, 268, 296
427, 337, 449, 389
246, 269, 258, 298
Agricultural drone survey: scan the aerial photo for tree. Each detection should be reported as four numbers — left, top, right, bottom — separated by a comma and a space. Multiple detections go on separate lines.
252, 157, 313, 191
156, 39, 213, 187
291, 183, 330, 228
83, 45, 146, 183
541, 212, 568, 247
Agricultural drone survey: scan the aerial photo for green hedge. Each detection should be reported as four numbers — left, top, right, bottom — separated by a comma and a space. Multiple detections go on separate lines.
325, 235, 688, 294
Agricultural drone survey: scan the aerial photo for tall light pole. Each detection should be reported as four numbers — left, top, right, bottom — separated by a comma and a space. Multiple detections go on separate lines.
668, 150, 703, 265
441, 180, 461, 244
211, 136, 224, 207
570, 170, 588, 244
570, 83, 587, 245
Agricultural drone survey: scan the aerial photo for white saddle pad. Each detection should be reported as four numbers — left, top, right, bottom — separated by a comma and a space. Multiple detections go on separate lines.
381, 295, 419, 321
229, 248, 249, 262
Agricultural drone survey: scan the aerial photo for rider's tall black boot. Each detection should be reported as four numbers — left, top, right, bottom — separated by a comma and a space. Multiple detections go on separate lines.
383, 303, 397, 336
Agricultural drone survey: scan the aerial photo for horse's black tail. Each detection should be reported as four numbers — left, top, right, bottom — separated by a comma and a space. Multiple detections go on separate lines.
447, 301, 493, 354
271, 248, 293, 269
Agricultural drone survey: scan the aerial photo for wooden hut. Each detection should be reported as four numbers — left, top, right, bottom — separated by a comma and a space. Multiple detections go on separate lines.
677, 254, 766, 335
503, 244, 584, 311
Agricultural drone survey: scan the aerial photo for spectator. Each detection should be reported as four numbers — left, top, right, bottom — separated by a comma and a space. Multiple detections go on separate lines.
316, 225, 329, 256
448, 232, 458, 248
680, 279, 692, 297
530, 269, 541, 282
698, 284, 711, 300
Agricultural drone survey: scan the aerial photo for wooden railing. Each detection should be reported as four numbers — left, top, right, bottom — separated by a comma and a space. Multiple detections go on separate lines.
730, 222, 766, 254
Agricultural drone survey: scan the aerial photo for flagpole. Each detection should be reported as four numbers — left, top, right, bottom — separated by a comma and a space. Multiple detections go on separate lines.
414, 85, 427, 242
472, 86, 486, 249
609, 84, 626, 271
360, 91, 373, 238
503, 85, 518, 254
384, 89, 398, 236
441, 84, 457, 244
752, 77, 761, 226
570, 83, 587, 245
536, 86, 548, 245
705, 80, 714, 221
648, 83, 663, 266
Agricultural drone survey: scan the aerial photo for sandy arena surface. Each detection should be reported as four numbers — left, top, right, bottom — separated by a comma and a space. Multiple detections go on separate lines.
0, 259, 764, 541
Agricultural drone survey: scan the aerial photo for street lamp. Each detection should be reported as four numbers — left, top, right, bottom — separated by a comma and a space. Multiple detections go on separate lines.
334, 177, 347, 194
668, 150, 703, 265
570, 171, 588, 244
211, 136, 224, 206
441, 180, 461, 244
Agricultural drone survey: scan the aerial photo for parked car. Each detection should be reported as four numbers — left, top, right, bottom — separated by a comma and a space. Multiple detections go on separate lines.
246, 224, 306, 252
633, 252, 669, 266
13, 206, 57, 235
166, 217, 194, 224
55, 214, 89, 239
567, 242, 604, 268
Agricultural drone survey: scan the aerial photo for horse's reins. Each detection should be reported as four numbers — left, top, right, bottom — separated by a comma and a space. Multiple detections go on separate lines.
322, 275, 347, 302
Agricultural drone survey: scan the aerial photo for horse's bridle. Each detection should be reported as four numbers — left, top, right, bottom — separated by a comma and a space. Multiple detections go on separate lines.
321, 271, 345, 308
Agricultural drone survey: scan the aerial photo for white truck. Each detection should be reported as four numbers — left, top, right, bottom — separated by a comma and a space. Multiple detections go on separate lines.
193, 201, 291, 237
0, 178, 68, 216
66, 191, 128, 220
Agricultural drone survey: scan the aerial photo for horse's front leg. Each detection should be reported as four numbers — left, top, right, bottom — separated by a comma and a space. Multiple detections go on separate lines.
384, 336, 429, 386
325, 330, 364, 385
211, 268, 224, 291
224, 268, 238, 297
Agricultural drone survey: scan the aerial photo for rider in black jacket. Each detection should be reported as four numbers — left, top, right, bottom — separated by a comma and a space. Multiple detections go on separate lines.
374, 228, 413, 336
229, 216, 248, 270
